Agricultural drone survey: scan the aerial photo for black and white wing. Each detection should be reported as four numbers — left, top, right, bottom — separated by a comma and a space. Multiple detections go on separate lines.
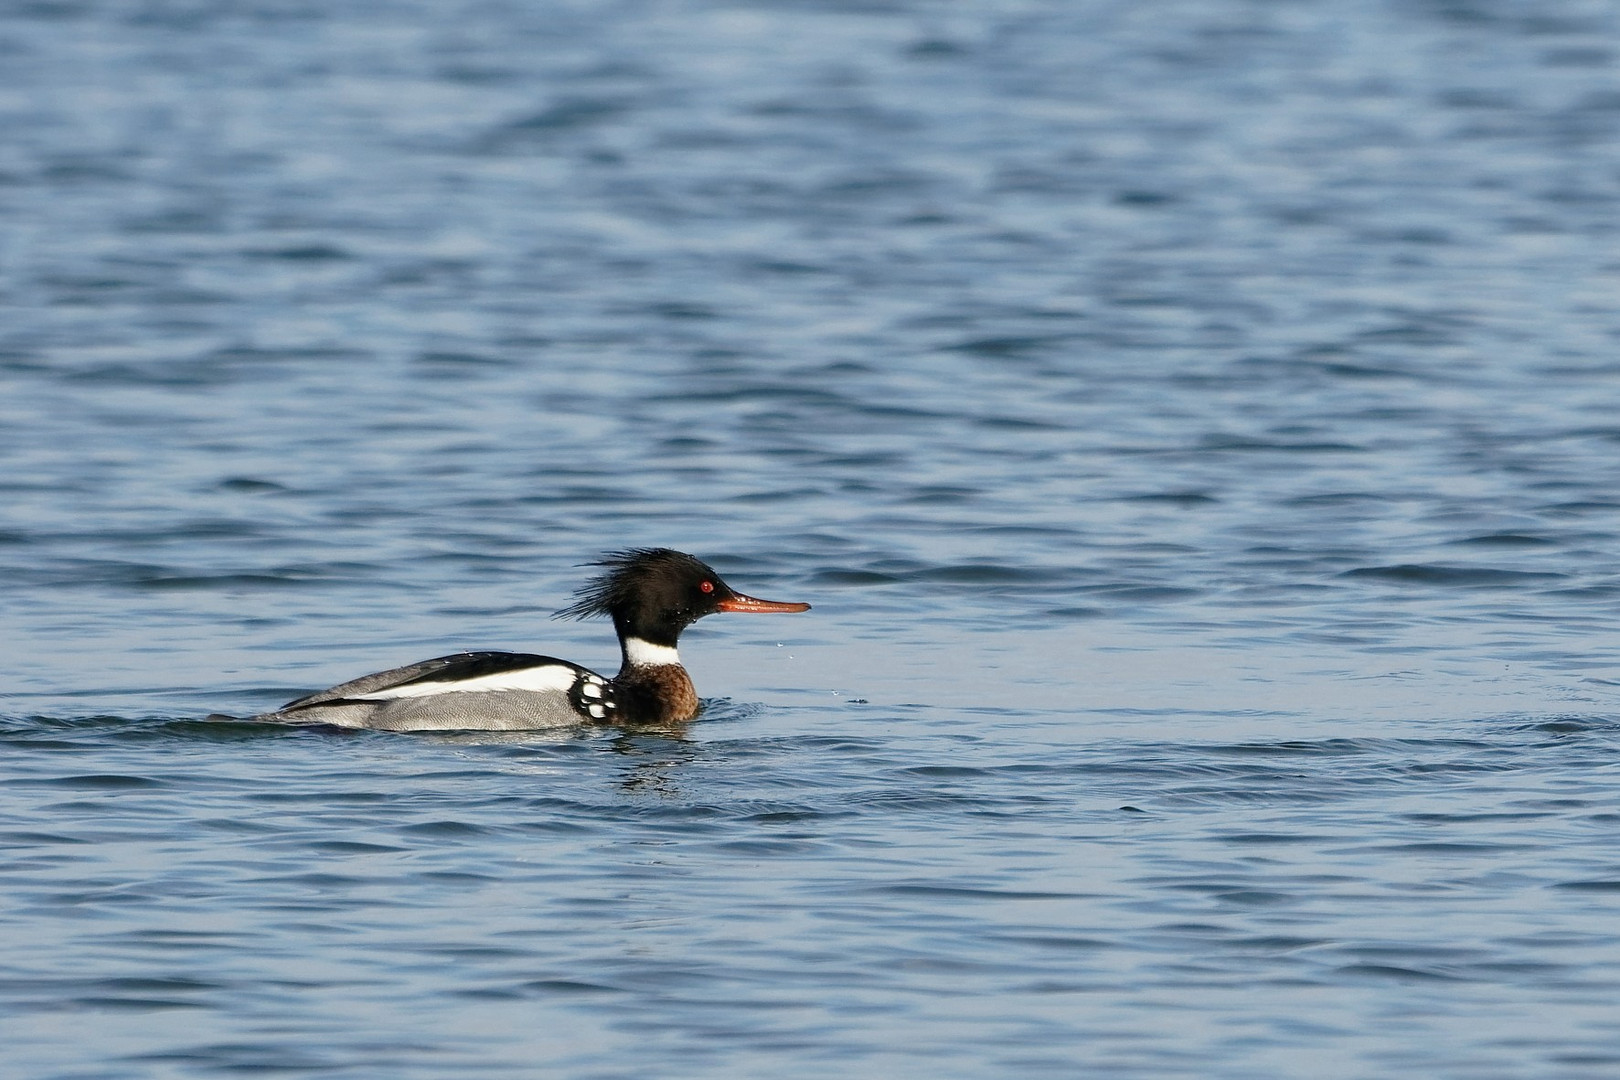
260, 651, 616, 731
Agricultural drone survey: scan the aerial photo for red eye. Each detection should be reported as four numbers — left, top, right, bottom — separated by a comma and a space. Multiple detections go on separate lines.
700, 580, 714, 593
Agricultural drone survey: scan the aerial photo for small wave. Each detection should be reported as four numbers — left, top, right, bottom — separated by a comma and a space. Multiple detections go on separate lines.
1340, 564, 1566, 586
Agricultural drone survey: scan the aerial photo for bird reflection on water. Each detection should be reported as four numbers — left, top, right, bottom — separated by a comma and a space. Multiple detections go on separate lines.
606, 729, 701, 797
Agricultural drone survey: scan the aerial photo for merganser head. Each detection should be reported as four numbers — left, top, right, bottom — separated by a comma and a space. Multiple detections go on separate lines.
554, 548, 811, 649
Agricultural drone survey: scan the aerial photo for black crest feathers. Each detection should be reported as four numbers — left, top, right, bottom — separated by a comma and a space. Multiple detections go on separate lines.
552, 548, 709, 620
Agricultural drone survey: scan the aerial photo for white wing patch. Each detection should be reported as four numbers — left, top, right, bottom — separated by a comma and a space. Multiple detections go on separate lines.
351, 664, 581, 700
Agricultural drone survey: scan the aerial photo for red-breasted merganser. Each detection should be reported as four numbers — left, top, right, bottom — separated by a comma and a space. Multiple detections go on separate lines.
247, 548, 810, 731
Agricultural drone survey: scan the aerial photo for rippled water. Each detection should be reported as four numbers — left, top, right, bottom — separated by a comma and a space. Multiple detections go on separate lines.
5, 0, 1620, 1076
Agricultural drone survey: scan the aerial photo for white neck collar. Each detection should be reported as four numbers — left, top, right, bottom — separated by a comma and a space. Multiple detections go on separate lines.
623, 637, 681, 668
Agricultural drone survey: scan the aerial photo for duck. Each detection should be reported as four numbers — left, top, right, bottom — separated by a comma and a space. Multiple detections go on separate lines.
244, 548, 810, 731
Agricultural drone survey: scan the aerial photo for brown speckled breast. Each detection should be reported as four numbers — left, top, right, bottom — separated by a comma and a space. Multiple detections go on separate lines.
612, 665, 699, 724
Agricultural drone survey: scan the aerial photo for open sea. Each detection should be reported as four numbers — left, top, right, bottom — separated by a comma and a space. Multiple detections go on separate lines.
5, 1, 1620, 1076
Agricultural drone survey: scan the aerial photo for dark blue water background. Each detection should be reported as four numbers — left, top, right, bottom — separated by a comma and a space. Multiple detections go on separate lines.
5, 1, 1620, 1076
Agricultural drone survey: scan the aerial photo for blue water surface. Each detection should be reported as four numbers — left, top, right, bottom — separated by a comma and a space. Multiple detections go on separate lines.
5, 1, 1620, 1076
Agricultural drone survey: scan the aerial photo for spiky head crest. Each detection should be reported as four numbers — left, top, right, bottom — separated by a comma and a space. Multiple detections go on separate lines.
553, 548, 722, 626
552, 547, 809, 654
